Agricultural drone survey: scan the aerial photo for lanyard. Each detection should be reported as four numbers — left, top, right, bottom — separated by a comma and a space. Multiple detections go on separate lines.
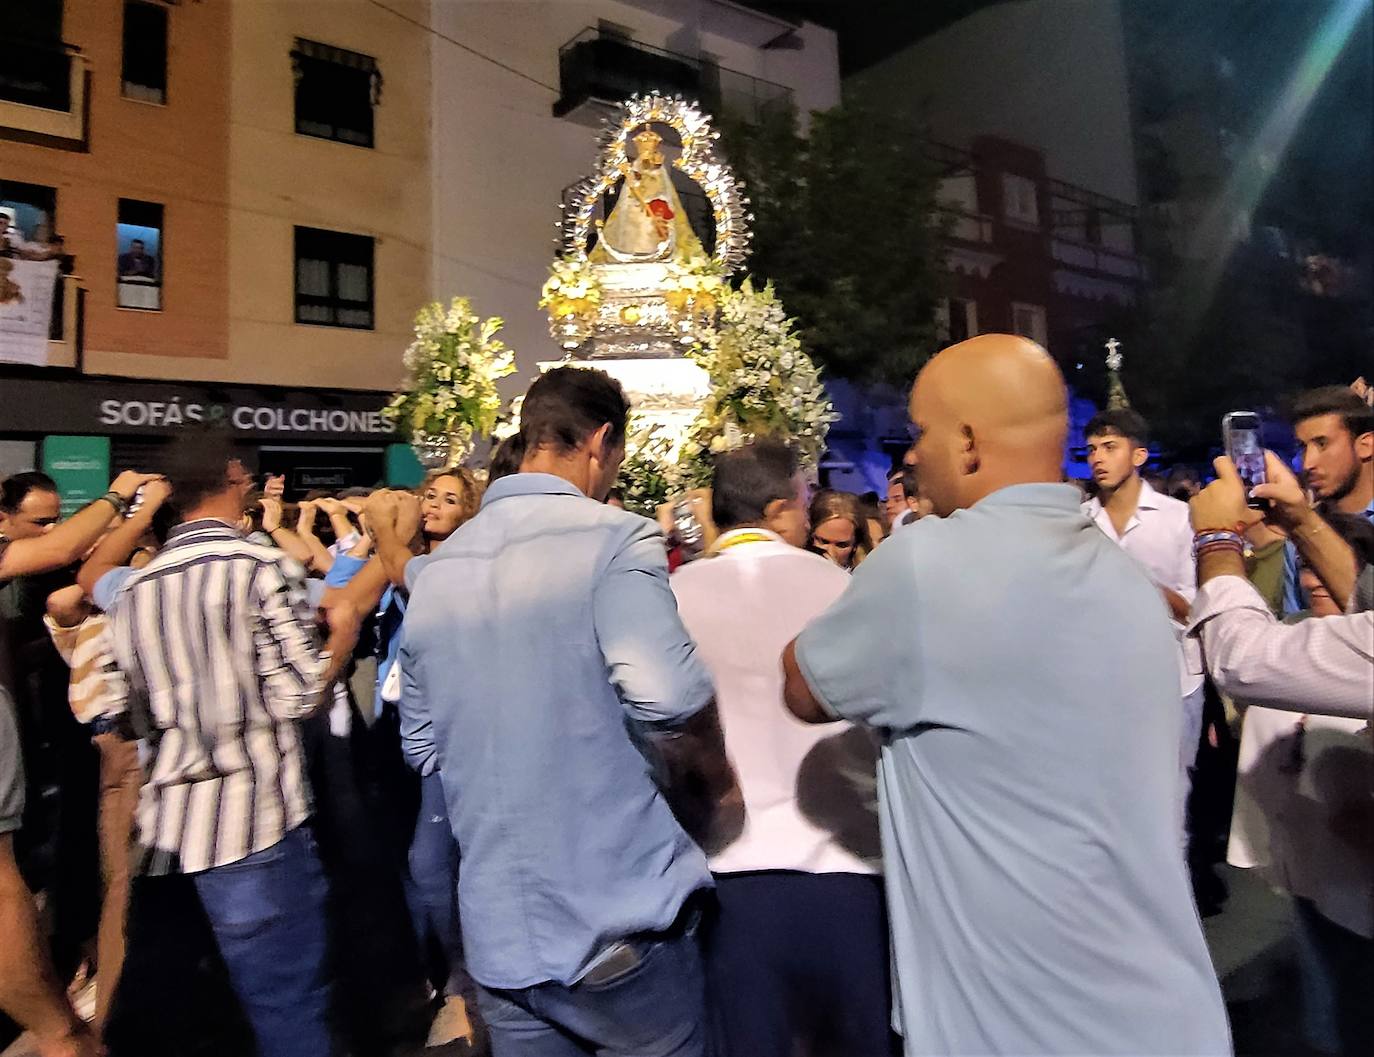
708, 531, 775, 556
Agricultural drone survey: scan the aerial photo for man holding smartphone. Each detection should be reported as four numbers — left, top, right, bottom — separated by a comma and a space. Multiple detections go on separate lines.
1282, 386, 1374, 613
1082, 408, 1204, 848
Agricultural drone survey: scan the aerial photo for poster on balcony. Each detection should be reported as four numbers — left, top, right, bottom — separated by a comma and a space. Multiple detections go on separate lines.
0, 257, 59, 366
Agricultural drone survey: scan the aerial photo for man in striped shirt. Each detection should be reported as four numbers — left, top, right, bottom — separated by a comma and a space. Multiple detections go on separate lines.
103, 435, 358, 1057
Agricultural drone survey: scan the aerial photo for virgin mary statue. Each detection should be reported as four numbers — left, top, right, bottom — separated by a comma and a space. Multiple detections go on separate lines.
590, 127, 707, 264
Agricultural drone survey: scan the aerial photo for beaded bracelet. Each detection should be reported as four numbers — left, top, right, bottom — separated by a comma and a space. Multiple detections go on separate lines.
1193, 529, 1245, 560
99, 491, 129, 517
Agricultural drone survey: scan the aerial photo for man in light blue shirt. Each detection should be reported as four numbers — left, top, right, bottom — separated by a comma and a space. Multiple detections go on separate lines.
399, 367, 729, 1057
784, 335, 1231, 1056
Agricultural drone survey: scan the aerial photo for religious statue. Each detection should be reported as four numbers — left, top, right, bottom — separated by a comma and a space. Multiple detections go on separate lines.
591, 127, 706, 264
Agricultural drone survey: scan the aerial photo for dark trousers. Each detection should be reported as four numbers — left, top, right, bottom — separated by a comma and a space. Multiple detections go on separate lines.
705, 871, 895, 1057
476, 924, 708, 1057
1293, 897, 1374, 1055
192, 826, 334, 1057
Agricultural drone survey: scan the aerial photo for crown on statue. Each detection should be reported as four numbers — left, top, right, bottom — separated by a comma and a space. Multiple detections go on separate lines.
632, 127, 664, 165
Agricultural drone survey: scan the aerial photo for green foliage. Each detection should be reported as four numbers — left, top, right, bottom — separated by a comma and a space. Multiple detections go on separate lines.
719, 98, 950, 387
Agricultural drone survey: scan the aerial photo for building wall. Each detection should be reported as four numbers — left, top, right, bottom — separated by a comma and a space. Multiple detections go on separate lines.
854, 0, 1139, 205
0, 0, 231, 369
428, 0, 840, 385
128, 0, 431, 392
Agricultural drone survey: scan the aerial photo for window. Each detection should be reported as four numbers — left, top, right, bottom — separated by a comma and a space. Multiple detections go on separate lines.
295, 226, 374, 329
122, 1, 168, 104
2, 1, 69, 113
935, 297, 978, 344
293, 39, 379, 148
116, 199, 162, 310
1002, 173, 1040, 227
1, 181, 58, 244
949, 298, 977, 343
1011, 302, 1048, 349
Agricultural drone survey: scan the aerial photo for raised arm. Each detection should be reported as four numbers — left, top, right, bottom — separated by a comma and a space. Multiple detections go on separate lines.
366, 490, 424, 589
258, 496, 315, 568
1251, 452, 1358, 612
76, 476, 173, 598
294, 501, 335, 576
316, 497, 357, 547
1, 471, 158, 581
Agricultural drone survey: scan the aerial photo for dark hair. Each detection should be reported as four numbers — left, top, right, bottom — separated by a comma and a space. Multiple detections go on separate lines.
710, 438, 798, 531
900, 466, 919, 500
163, 432, 244, 510
487, 433, 526, 483
518, 367, 630, 456
1085, 408, 1151, 449
606, 487, 624, 503
1291, 386, 1374, 440
1, 471, 58, 513
150, 500, 181, 546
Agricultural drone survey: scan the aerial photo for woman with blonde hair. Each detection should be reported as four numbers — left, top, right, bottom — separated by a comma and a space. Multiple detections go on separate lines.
807, 489, 873, 571
326, 467, 485, 1048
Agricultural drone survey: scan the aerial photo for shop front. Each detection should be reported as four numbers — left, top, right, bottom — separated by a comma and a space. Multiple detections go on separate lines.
0, 372, 422, 504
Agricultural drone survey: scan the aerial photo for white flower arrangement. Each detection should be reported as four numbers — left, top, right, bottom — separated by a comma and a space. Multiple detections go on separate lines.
540, 254, 603, 346
385, 297, 516, 466
679, 279, 838, 482
662, 257, 726, 327
617, 280, 839, 510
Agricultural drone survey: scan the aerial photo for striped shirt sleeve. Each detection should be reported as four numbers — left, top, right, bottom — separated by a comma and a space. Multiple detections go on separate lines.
251, 558, 326, 721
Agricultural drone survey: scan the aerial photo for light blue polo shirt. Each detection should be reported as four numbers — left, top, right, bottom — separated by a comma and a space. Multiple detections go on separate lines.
796, 483, 1231, 1056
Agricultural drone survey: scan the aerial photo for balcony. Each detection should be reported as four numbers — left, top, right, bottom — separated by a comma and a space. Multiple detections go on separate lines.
0, 39, 89, 148
553, 27, 792, 125
1050, 237, 1144, 280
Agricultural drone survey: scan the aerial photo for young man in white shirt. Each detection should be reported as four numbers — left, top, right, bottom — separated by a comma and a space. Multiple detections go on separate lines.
1082, 408, 1204, 848
671, 440, 889, 1057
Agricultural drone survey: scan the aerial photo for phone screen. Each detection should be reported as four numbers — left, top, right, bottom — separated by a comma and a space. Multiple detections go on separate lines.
1223, 412, 1266, 503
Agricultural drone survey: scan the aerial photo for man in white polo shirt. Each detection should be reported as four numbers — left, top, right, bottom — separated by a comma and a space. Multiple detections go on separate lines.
671, 439, 888, 1057
1083, 407, 1204, 848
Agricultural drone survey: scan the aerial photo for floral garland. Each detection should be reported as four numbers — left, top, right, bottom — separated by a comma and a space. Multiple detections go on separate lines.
617, 281, 838, 512
539, 255, 603, 347
384, 297, 516, 466
663, 257, 727, 340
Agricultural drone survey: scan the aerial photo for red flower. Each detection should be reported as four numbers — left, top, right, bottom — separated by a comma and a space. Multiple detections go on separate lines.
648, 199, 674, 221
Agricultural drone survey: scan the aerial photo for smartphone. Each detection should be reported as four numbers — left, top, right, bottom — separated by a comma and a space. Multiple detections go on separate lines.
1222, 411, 1266, 507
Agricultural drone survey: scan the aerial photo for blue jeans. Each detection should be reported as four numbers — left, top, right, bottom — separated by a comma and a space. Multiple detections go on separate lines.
192, 825, 334, 1057
475, 930, 708, 1057
410, 770, 466, 996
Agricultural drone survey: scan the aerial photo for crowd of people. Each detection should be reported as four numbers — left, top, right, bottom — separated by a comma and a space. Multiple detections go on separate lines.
0, 335, 1369, 1057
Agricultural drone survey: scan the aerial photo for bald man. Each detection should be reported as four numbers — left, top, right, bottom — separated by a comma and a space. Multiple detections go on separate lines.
783, 336, 1230, 1056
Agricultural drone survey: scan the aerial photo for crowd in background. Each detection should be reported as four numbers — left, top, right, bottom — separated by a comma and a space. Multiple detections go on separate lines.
0, 340, 1369, 1057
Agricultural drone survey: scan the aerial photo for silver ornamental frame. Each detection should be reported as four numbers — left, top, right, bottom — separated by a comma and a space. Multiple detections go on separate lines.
559, 94, 752, 276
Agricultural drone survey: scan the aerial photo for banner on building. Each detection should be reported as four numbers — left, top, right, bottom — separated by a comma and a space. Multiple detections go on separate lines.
0, 258, 59, 367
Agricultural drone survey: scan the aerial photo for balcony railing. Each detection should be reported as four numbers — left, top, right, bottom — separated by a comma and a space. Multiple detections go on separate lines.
1050, 237, 1143, 280
0, 39, 88, 146
554, 27, 792, 125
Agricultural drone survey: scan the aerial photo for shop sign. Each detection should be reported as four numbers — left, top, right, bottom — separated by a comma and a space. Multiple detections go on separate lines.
0, 377, 401, 442
96, 399, 391, 435
41, 435, 111, 518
